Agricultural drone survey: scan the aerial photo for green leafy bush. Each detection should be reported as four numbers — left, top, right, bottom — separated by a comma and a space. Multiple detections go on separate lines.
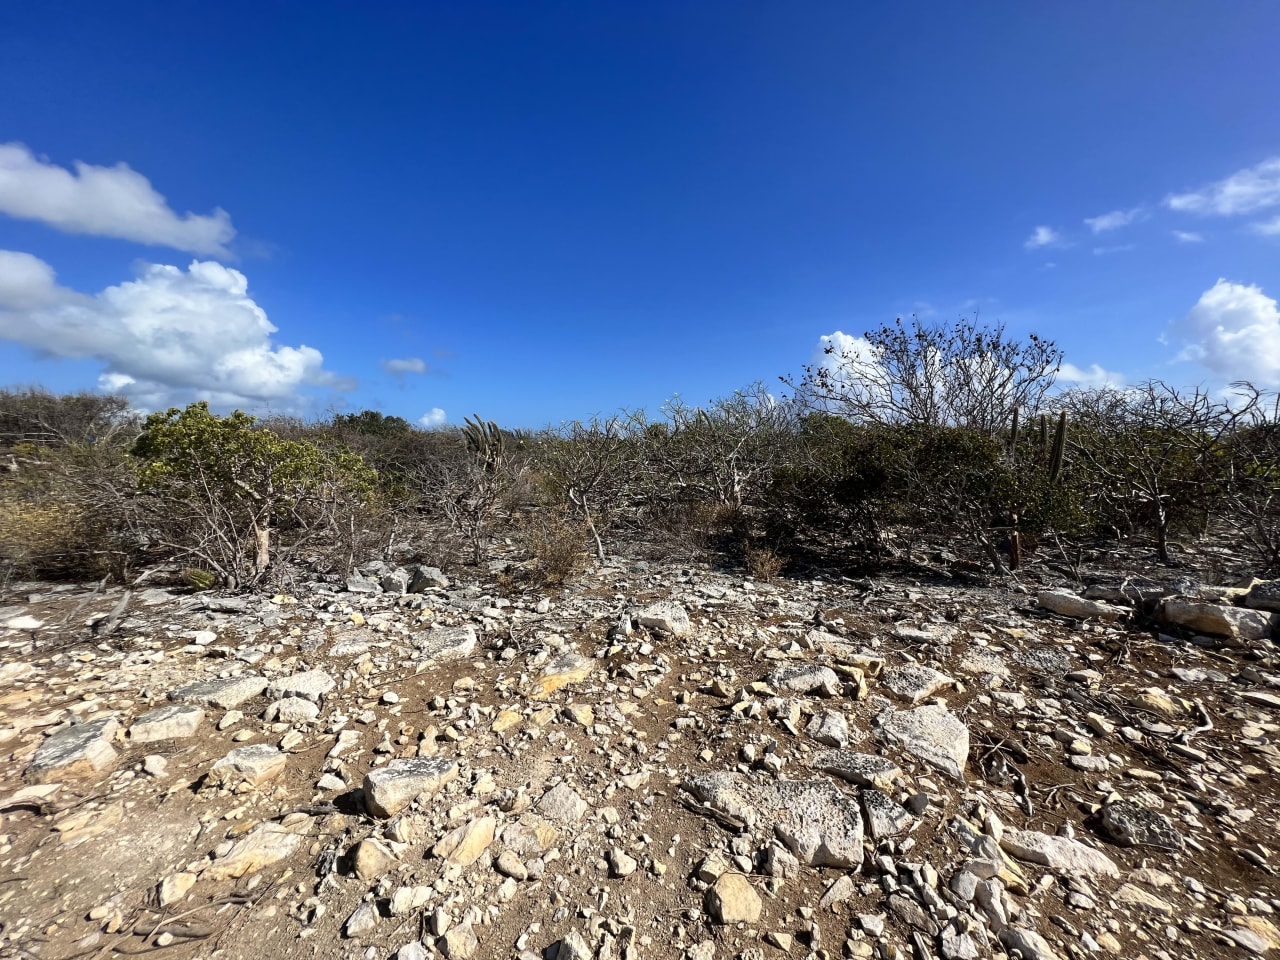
131, 402, 379, 587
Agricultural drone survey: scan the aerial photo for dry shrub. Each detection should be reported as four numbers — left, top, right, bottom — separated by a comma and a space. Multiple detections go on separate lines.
743, 542, 785, 581
520, 514, 587, 586
0, 496, 115, 582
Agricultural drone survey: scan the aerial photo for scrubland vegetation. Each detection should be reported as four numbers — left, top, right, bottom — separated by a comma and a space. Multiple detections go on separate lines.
3, 318, 1278, 591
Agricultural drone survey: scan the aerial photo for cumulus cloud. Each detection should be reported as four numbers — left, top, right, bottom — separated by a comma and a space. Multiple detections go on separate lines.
1172, 279, 1280, 387
381, 356, 427, 376
418, 408, 447, 428
0, 251, 349, 408
1058, 362, 1126, 389
0, 143, 235, 256
1173, 230, 1204, 243
1024, 225, 1061, 249
1084, 208, 1145, 233
1165, 156, 1280, 217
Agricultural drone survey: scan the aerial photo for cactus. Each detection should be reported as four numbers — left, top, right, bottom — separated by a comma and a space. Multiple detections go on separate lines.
1048, 410, 1067, 484
1008, 405, 1021, 460
462, 414, 508, 473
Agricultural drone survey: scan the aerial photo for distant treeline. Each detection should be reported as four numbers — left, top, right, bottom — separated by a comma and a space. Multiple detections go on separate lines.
2, 317, 1278, 590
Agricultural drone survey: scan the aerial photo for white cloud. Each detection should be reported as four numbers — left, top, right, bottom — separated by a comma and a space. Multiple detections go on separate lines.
1172, 279, 1280, 388
1084, 207, 1145, 233
0, 143, 235, 256
418, 408, 447, 428
1250, 215, 1280, 236
0, 251, 350, 408
1165, 156, 1280, 217
1024, 225, 1061, 249
1172, 230, 1204, 243
382, 356, 427, 376
1058, 362, 1126, 389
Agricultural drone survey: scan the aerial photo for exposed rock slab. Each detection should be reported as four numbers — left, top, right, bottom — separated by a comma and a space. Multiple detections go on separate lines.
209, 744, 287, 787
878, 704, 969, 782
202, 822, 303, 880
999, 828, 1119, 878
1159, 600, 1275, 640
811, 750, 902, 790
536, 782, 589, 824
27, 717, 119, 783
1038, 589, 1128, 621
767, 663, 840, 696
705, 872, 761, 924
1097, 801, 1183, 851
881, 664, 956, 704
635, 601, 691, 637
264, 697, 320, 723
527, 652, 595, 699
265, 670, 335, 703
683, 772, 863, 869
412, 625, 477, 663
364, 757, 459, 817
1245, 579, 1280, 613
860, 787, 913, 839
169, 675, 267, 709
806, 709, 849, 747
128, 704, 204, 743
433, 815, 495, 867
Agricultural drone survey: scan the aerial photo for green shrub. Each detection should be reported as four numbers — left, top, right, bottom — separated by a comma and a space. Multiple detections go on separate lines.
131, 402, 379, 587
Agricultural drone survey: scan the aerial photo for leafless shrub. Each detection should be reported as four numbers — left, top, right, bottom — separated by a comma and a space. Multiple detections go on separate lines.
1062, 381, 1261, 563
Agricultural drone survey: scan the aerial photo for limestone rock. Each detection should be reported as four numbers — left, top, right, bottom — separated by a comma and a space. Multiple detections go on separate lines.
1245, 579, 1280, 613
528, 652, 595, 699
408, 565, 450, 592
494, 849, 528, 880
812, 750, 902, 790
878, 704, 969, 782
413, 625, 478, 663
350, 838, 397, 880
860, 788, 913, 839
364, 757, 459, 817
158, 872, 196, 907
999, 828, 1119, 878
1159, 600, 1275, 640
1097, 801, 1184, 851
169, 675, 267, 709
557, 930, 593, 960
209, 744, 287, 787
27, 717, 118, 783
998, 927, 1062, 960
767, 663, 840, 695
203, 822, 302, 880
607, 847, 638, 878
772, 779, 865, 868
265, 670, 335, 703
440, 922, 479, 959
1115, 883, 1174, 915
705, 872, 762, 924
345, 902, 379, 938
806, 709, 849, 747
536, 782, 589, 824
129, 704, 204, 743
635, 601, 692, 637
882, 664, 956, 704
264, 697, 320, 723
1038, 589, 1128, 621
433, 816, 496, 867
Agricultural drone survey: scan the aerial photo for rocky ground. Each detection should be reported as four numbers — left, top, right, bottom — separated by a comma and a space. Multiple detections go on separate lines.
1, 550, 1279, 960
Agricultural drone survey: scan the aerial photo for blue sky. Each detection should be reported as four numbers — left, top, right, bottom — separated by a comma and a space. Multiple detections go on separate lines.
1, 2, 1278, 428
